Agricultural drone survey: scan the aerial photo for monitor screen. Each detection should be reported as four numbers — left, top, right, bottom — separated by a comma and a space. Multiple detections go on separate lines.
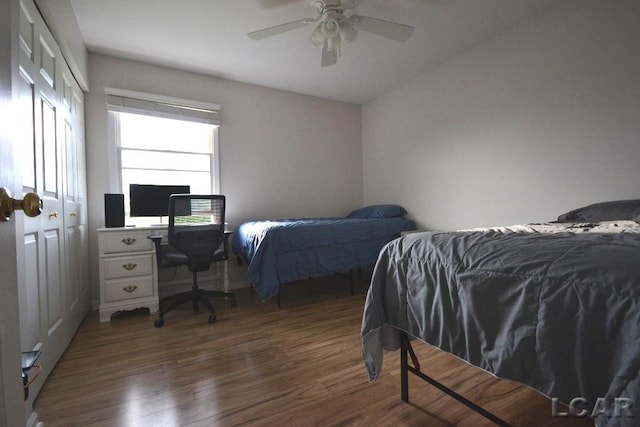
129, 184, 190, 217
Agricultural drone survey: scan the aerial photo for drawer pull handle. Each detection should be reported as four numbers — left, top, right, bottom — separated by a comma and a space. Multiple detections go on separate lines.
122, 285, 138, 293
121, 237, 136, 245
49, 211, 58, 219
122, 263, 137, 271
70, 212, 77, 217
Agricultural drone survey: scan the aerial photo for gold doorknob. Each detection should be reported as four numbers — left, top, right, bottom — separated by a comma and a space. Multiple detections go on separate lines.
0, 188, 43, 222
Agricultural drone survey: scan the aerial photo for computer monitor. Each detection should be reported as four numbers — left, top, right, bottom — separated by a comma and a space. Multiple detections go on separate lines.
129, 184, 190, 218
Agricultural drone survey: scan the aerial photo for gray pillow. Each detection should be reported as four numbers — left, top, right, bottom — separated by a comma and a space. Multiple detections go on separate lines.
557, 199, 640, 222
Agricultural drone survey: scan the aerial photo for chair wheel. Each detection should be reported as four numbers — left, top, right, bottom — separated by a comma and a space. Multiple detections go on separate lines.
154, 318, 165, 328
208, 314, 217, 324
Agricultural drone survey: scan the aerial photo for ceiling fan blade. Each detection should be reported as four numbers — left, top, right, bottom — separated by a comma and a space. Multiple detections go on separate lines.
256, 0, 299, 9
248, 18, 315, 40
321, 43, 337, 67
348, 15, 414, 42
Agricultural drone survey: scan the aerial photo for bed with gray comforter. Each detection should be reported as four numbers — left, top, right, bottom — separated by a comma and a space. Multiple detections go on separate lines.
362, 215, 640, 426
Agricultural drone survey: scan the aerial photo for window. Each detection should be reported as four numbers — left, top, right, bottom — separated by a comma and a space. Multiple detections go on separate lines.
106, 91, 221, 223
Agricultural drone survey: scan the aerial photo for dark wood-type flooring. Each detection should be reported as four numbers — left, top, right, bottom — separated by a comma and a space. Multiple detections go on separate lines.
33, 273, 593, 426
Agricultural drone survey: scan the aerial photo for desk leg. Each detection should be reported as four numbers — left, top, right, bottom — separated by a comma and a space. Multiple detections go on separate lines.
223, 260, 229, 292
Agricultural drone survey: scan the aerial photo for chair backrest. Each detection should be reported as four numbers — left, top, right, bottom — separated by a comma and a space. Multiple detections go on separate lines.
168, 194, 226, 264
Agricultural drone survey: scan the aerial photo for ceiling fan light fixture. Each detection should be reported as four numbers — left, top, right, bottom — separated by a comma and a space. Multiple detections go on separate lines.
321, 13, 340, 39
338, 18, 356, 44
250, 0, 414, 67
309, 24, 325, 46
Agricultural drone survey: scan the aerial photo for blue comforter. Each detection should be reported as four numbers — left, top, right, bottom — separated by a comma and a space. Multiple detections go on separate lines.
233, 217, 416, 300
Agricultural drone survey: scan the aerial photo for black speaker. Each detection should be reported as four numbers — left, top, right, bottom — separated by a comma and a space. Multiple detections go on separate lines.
104, 193, 125, 228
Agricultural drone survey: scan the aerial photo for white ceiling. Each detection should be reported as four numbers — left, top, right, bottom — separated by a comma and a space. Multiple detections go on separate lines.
69, 0, 564, 105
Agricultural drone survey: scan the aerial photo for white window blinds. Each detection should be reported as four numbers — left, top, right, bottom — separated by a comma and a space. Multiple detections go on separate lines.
106, 94, 220, 126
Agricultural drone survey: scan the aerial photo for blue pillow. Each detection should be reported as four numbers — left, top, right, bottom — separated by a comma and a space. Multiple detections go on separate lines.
348, 204, 407, 219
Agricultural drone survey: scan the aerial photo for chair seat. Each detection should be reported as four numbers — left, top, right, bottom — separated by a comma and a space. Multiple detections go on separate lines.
160, 245, 227, 272
162, 247, 189, 266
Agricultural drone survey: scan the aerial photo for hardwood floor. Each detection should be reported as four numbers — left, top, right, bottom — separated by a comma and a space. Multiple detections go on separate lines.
33, 273, 593, 427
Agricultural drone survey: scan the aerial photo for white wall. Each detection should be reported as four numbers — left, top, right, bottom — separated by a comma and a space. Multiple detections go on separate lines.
85, 53, 362, 303
362, 0, 640, 231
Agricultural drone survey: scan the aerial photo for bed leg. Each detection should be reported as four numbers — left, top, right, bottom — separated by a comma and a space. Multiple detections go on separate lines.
400, 330, 513, 426
400, 331, 409, 403
349, 269, 355, 295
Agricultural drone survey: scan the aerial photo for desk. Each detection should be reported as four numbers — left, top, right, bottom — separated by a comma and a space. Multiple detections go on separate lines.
97, 226, 231, 322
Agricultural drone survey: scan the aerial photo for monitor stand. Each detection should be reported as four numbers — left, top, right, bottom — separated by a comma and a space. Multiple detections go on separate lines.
150, 216, 165, 227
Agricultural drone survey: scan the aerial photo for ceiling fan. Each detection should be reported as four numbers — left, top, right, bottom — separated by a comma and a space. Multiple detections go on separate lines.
248, 0, 415, 67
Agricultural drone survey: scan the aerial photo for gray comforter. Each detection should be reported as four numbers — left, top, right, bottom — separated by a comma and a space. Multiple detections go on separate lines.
361, 221, 640, 426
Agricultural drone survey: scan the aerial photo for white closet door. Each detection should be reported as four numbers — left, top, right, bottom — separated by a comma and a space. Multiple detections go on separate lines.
61, 63, 89, 331
16, 0, 88, 405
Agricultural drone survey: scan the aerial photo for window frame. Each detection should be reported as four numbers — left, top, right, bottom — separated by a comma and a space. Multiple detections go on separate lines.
105, 89, 221, 206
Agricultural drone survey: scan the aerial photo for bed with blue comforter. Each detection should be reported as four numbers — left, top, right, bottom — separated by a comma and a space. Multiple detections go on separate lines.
232, 205, 416, 301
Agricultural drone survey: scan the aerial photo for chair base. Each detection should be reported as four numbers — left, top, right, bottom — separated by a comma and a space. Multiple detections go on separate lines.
154, 287, 237, 327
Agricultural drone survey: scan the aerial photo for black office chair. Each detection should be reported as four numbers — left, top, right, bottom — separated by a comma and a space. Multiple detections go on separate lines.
148, 194, 236, 327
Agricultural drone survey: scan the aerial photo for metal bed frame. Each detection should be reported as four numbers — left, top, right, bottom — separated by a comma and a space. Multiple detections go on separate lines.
399, 331, 512, 427
272, 269, 357, 308
237, 252, 359, 307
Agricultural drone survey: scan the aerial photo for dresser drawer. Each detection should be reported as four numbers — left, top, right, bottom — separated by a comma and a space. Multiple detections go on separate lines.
103, 276, 154, 302
102, 254, 154, 280
98, 227, 160, 322
102, 230, 153, 254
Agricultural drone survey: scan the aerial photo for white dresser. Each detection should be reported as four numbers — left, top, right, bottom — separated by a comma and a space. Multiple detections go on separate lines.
97, 227, 160, 322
